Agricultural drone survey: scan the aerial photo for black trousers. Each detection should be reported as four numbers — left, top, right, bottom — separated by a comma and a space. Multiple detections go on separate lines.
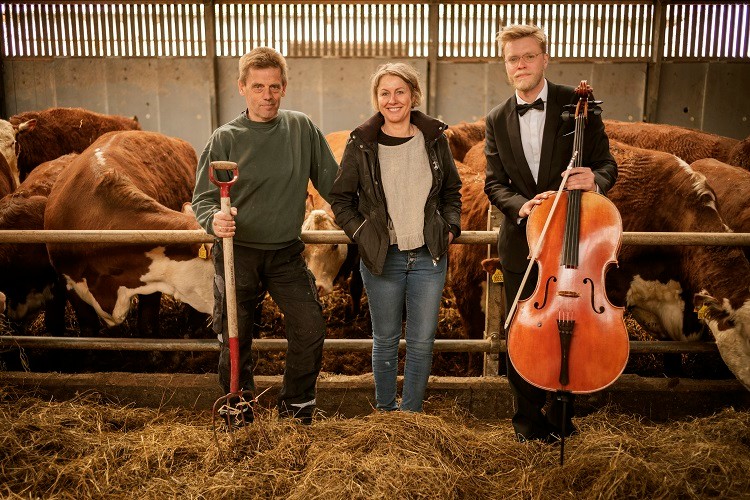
503, 265, 575, 441
213, 240, 325, 416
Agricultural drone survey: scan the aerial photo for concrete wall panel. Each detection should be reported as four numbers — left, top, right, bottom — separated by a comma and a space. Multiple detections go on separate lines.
703, 63, 750, 139
217, 57, 245, 125
103, 59, 160, 132
153, 58, 212, 152
52, 59, 108, 112
3, 61, 55, 113
656, 63, 708, 130
591, 63, 646, 122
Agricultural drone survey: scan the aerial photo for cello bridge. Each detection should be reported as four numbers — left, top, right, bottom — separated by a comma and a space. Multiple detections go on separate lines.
557, 290, 580, 298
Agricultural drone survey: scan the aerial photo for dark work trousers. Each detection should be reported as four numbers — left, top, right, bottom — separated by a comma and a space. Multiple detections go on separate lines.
503, 264, 576, 441
213, 239, 325, 417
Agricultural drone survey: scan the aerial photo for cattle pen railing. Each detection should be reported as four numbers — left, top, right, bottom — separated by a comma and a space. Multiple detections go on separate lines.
2, 229, 750, 378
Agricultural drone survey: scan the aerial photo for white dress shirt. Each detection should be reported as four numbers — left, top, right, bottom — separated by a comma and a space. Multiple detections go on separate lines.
516, 79, 548, 184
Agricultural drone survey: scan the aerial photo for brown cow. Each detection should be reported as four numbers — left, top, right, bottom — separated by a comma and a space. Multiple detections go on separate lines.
10, 107, 140, 180
447, 156, 490, 339
0, 155, 77, 333
691, 158, 750, 261
604, 119, 749, 171
0, 151, 14, 199
325, 130, 350, 163
444, 119, 486, 162
44, 131, 213, 328
0, 118, 37, 190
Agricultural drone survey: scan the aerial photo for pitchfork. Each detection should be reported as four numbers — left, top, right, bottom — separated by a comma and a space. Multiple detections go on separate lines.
208, 161, 258, 446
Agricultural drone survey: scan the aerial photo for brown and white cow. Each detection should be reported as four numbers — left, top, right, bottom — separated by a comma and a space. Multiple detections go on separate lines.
0, 118, 37, 191
691, 158, 750, 261
604, 119, 749, 171
0, 154, 78, 333
44, 130, 213, 328
456, 138, 750, 388
297, 132, 364, 319
303, 208, 347, 297
10, 107, 140, 180
605, 142, 750, 388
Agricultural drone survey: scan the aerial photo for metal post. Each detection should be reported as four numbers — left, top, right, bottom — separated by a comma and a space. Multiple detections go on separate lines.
483, 205, 503, 377
426, 0, 439, 117
204, 0, 220, 130
644, 0, 666, 122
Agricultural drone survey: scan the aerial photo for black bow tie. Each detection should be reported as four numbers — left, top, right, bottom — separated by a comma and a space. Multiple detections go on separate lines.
516, 98, 545, 116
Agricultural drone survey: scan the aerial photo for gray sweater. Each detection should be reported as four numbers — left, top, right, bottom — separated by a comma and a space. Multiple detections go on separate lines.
378, 129, 432, 250
192, 110, 338, 249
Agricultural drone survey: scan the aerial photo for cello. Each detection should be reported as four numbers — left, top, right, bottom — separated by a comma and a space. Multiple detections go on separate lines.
505, 81, 629, 461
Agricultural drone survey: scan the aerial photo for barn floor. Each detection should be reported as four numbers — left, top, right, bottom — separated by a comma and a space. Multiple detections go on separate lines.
1, 385, 749, 500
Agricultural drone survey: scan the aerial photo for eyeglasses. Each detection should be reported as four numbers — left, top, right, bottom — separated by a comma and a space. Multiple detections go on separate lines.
504, 52, 544, 67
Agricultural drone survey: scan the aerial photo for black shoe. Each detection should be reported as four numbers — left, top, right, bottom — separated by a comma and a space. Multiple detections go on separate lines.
516, 431, 555, 444
279, 402, 315, 425
218, 397, 254, 428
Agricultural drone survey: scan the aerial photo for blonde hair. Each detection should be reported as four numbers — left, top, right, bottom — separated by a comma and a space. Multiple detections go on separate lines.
496, 24, 548, 59
369, 62, 423, 111
238, 47, 288, 85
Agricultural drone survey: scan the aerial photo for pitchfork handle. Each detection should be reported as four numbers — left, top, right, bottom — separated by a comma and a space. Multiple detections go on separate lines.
209, 161, 240, 393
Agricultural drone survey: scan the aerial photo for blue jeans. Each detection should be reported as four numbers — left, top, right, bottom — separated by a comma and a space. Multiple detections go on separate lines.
360, 245, 447, 412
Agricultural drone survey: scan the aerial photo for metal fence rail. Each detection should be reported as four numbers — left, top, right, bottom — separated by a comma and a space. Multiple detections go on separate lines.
3, 229, 750, 246
0, 336, 719, 354
0, 228, 747, 368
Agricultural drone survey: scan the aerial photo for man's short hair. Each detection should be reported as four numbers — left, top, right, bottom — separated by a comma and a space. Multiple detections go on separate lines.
238, 47, 288, 86
496, 24, 548, 59
369, 62, 423, 111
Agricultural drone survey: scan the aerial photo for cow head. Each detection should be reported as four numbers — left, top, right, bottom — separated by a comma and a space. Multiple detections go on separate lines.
64, 243, 215, 326
694, 291, 750, 390
624, 275, 700, 341
0, 118, 36, 190
302, 209, 347, 296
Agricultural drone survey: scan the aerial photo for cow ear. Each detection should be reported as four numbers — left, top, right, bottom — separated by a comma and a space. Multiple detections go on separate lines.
17, 118, 37, 134
181, 202, 195, 216
306, 193, 314, 214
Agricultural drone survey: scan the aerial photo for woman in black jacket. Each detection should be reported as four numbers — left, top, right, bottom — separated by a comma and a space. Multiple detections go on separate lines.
330, 62, 462, 412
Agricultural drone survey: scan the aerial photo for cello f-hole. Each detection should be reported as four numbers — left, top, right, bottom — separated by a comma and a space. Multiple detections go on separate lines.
583, 277, 605, 314
534, 276, 557, 310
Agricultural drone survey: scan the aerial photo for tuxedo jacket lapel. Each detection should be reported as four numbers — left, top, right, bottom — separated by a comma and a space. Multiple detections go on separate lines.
506, 104, 537, 197
536, 82, 564, 190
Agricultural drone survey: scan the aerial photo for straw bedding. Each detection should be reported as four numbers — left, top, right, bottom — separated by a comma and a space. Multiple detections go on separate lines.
1, 386, 748, 499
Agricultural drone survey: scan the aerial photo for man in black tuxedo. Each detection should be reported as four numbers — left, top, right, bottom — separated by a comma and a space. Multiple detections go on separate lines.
484, 24, 618, 443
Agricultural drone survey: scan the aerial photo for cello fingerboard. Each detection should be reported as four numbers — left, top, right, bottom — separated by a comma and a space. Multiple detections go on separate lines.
562, 189, 582, 268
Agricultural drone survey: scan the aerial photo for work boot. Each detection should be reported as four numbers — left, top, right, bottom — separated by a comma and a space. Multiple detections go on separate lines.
278, 400, 315, 425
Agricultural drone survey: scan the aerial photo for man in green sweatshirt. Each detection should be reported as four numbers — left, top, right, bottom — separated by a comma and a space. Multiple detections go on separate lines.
192, 47, 338, 425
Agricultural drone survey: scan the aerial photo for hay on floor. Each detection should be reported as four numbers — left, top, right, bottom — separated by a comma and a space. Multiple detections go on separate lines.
1, 386, 748, 499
